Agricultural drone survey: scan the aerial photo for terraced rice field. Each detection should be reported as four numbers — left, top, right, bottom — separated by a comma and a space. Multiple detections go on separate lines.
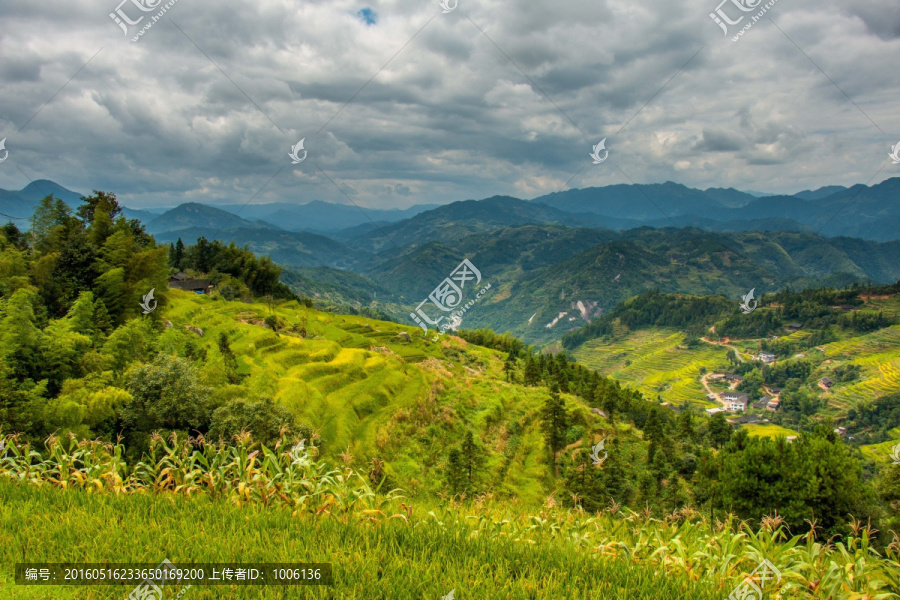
166, 293, 438, 462
161, 292, 562, 502
780, 329, 812, 343
573, 330, 729, 408
819, 326, 900, 408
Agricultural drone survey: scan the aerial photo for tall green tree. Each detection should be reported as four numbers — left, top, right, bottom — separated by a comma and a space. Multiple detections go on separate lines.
31, 195, 74, 255
0, 288, 44, 382
707, 413, 732, 448
523, 355, 541, 386
76, 190, 123, 225
170, 238, 185, 270
459, 430, 485, 491
446, 448, 466, 494
541, 384, 569, 473
503, 353, 516, 382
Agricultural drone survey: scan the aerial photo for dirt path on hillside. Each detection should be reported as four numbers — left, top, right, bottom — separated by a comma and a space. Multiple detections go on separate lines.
700, 373, 733, 410
700, 373, 714, 396
701, 337, 747, 363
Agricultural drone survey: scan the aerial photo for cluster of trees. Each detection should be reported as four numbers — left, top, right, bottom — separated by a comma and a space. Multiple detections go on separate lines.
445, 431, 487, 494
770, 385, 826, 430
169, 237, 297, 300
0, 193, 309, 458
695, 427, 873, 534
717, 285, 895, 339
456, 328, 526, 356
845, 392, 900, 444
1, 193, 165, 322
1, 193, 167, 438
716, 309, 784, 339
839, 310, 891, 332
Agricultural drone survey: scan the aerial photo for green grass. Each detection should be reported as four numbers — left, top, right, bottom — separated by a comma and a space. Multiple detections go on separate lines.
742, 423, 799, 438
573, 330, 729, 408
0, 480, 720, 600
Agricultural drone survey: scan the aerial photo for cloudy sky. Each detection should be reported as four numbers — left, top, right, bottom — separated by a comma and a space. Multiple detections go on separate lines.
1, 0, 899, 209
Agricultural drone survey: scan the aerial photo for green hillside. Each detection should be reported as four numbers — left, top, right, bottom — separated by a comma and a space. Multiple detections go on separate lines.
158, 291, 569, 502
145, 217, 900, 346
5, 190, 900, 599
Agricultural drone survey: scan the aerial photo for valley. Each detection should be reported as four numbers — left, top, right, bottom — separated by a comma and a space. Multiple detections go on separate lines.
2, 187, 900, 600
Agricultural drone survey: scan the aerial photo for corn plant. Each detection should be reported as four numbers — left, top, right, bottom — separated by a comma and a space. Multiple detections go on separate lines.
2, 431, 900, 599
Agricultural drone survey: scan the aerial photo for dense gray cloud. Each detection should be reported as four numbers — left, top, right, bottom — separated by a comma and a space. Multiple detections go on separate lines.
0, 0, 898, 210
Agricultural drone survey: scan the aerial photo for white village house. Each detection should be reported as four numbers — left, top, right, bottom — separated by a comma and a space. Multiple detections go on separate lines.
722, 391, 749, 412
758, 352, 776, 364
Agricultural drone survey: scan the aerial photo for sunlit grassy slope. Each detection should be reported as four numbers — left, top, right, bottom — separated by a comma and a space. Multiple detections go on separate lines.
161, 291, 615, 504
743, 423, 800, 438
573, 330, 728, 408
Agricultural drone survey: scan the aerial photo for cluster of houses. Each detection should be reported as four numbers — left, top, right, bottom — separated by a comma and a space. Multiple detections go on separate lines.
705, 370, 781, 426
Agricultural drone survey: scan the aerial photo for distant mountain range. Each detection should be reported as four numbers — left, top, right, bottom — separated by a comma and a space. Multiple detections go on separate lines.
0, 181, 438, 233
527, 180, 896, 240
3, 178, 899, 344
1, 178, 892, 240
0, 180, 83, 221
